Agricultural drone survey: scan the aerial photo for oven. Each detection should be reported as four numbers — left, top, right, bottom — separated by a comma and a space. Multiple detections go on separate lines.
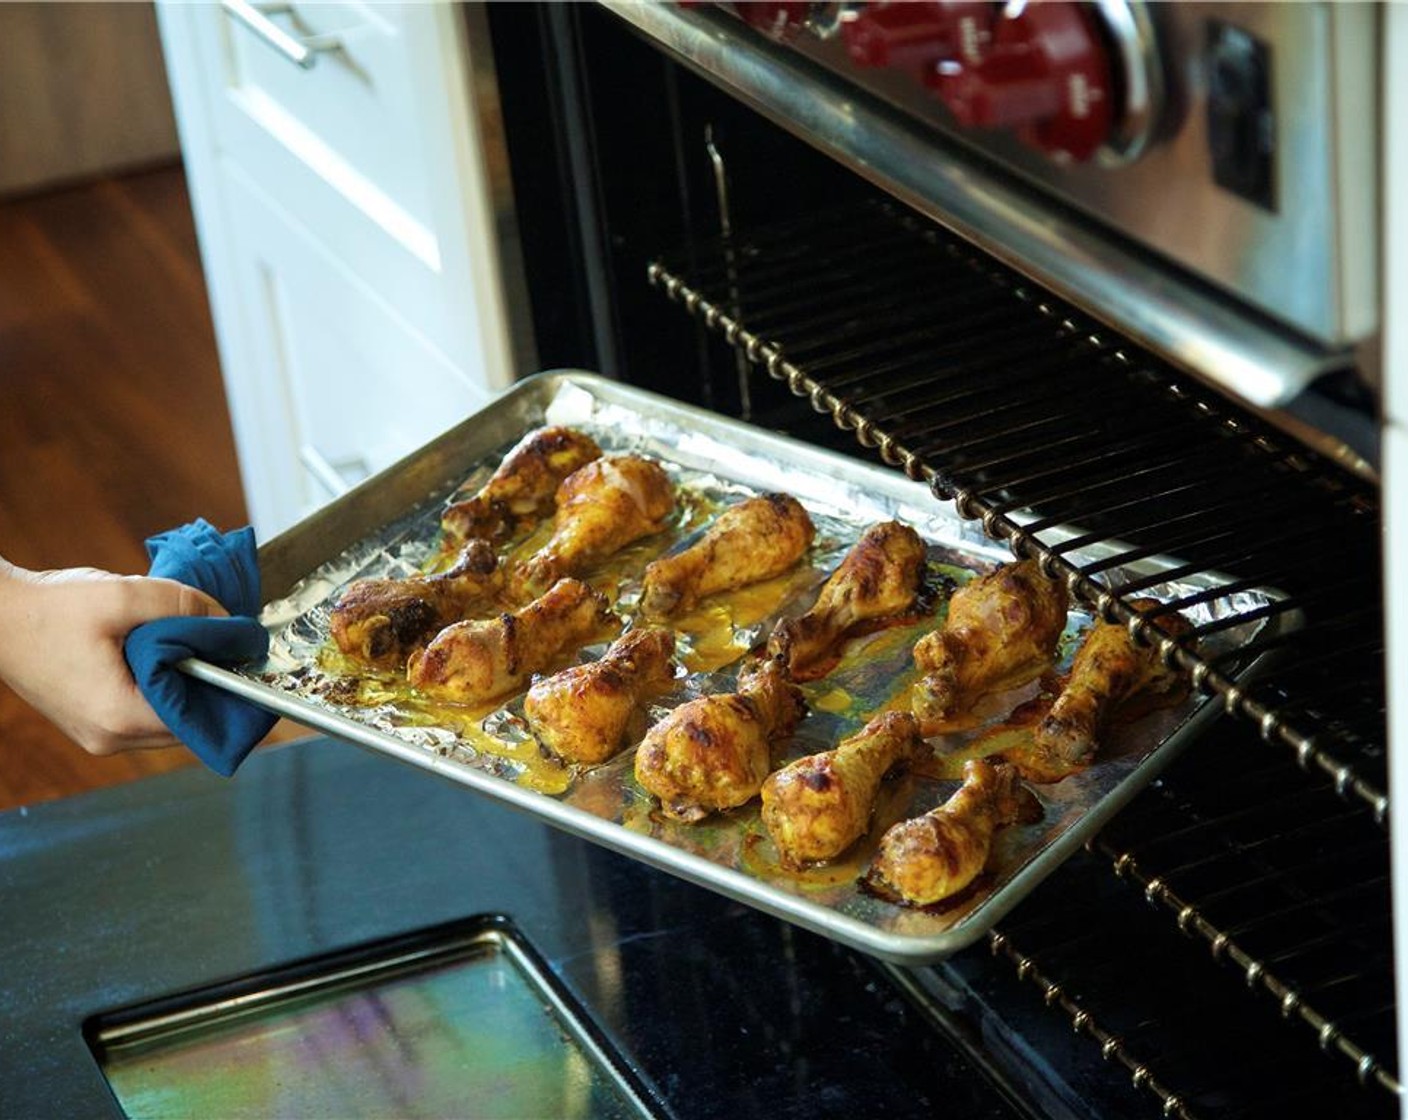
468, 3, 1400, 1117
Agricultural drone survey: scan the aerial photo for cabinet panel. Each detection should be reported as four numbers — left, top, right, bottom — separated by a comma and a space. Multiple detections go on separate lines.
219, 2, 436, 260
156, 1, 524, 538
161, 0, 516, 381
223, 168, 490, 537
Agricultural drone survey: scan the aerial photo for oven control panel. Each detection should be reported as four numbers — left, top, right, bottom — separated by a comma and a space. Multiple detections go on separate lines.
843, 2, 1123, 165
676, 1, 1377, 349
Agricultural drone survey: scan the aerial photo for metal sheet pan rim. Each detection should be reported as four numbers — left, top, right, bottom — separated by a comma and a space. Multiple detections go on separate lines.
183, 370, 1289, 965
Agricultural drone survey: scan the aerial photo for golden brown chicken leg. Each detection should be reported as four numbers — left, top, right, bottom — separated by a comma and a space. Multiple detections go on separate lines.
328, 540, 502, 670
634, 659, 805, 822
524, 627, 678, 765
867, 758, 1040, 906
768, 520, 926, 679
911, 559, 1068, 732
638, 493, 815, 619
1005, 600, 1193, 783
761, 710, 926, 867
407, 578, 615, 705
441, 426, 602, 545
512, 456, 676, 599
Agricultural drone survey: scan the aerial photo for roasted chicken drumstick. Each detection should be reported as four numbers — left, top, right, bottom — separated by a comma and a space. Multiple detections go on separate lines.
407, 578, 615, 705
867, 758, 1039, 906
524, 627, 677, 765
441, 426, 602, 545
639, 493, 815, 619
513, 456, 676, 599
911, 560, 1067, 732
769, 520, 926, 679
329, 540, 501, 670
1006, 599, 1194, 783
761, 710, 927, 867
634, 659, 805, 822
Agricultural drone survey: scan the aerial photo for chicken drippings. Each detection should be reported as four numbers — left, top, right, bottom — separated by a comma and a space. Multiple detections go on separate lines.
315, 488, 770, 793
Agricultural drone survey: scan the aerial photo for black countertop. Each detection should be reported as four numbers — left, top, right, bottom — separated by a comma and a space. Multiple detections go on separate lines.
1, 737, 1036, 1119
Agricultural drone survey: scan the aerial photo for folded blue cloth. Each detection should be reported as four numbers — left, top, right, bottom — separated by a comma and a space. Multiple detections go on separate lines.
124, 519, 276, 777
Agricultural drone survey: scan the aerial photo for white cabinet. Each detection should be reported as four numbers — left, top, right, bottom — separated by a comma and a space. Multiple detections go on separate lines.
157, 1, 521, 537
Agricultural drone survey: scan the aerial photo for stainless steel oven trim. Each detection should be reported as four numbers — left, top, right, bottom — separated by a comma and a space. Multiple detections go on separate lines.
600, 0, 1348, 413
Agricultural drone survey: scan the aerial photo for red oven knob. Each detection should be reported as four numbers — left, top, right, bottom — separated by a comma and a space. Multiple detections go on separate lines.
926, 1, 1115, 163
841, 2, 996, 72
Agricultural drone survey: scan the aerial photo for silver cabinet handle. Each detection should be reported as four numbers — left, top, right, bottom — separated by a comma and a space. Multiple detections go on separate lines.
222, 0, 341, 70
299, 445, 368, 499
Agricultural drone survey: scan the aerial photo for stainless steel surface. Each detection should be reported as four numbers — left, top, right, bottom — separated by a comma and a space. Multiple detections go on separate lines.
789, 2, 1380, 344
601, 0, 1361, 411
186, 372, 1285, 964
1091, 0, 1164, 167
220, 0, 340, 70
789, 1, 1377, 344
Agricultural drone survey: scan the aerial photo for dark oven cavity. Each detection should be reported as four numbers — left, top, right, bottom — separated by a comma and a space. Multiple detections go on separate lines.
486, 5, 1395, 1116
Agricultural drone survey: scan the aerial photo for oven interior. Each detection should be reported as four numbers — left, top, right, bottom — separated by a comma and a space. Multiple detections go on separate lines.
487, 6, 1395, 1117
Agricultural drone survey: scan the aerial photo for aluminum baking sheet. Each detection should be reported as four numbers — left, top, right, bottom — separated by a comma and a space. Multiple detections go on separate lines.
185, 371, 1288, 963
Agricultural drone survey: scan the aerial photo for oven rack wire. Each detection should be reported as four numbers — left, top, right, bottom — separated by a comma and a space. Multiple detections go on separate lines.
1087, 725, 1397, 1107
897, 721, 1396, 1117
645, 206, 1387, 826
978, 773, 1397, 1119
645, 205, 1395, 1110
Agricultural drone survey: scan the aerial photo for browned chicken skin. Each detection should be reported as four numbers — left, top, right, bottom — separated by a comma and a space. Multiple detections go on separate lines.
524, 627, 678, 765
407, 578, 615, 705
761, 710, 926, 867
513, 456, 676, 599
1006, 599, 1193, 783
441, 426, 602, 545
769, 520, 926, 679
328, 540, 501, 670
639, 493, 815, 619
867, 758, 1040, 906
911, 559, 1068, 732
634, 659, 805, 822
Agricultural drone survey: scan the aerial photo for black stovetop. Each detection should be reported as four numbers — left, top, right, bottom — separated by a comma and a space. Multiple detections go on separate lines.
1, 736, 1057, 1120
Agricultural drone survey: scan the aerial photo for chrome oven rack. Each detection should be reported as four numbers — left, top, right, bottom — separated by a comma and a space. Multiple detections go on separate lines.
646, 204, 1395, 1114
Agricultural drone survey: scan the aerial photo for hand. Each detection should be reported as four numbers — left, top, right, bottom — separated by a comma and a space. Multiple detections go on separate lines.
0, 560, 225, 755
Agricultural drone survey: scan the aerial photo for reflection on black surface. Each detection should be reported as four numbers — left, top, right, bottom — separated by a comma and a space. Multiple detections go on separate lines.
557, 842, 1028, 1120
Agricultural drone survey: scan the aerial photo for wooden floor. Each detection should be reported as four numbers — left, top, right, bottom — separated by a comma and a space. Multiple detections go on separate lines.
0, 166, 298, 811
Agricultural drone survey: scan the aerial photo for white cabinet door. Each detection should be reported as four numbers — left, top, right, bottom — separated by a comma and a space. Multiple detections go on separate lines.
220, 167, 494, 535
157, 1, 521, 537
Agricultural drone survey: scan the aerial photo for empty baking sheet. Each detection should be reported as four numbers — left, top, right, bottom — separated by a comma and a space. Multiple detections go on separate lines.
185, 371, 1287, 963
87, 917, 658, 1120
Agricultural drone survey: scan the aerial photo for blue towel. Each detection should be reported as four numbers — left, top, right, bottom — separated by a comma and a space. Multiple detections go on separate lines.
124, 519, 276, 777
